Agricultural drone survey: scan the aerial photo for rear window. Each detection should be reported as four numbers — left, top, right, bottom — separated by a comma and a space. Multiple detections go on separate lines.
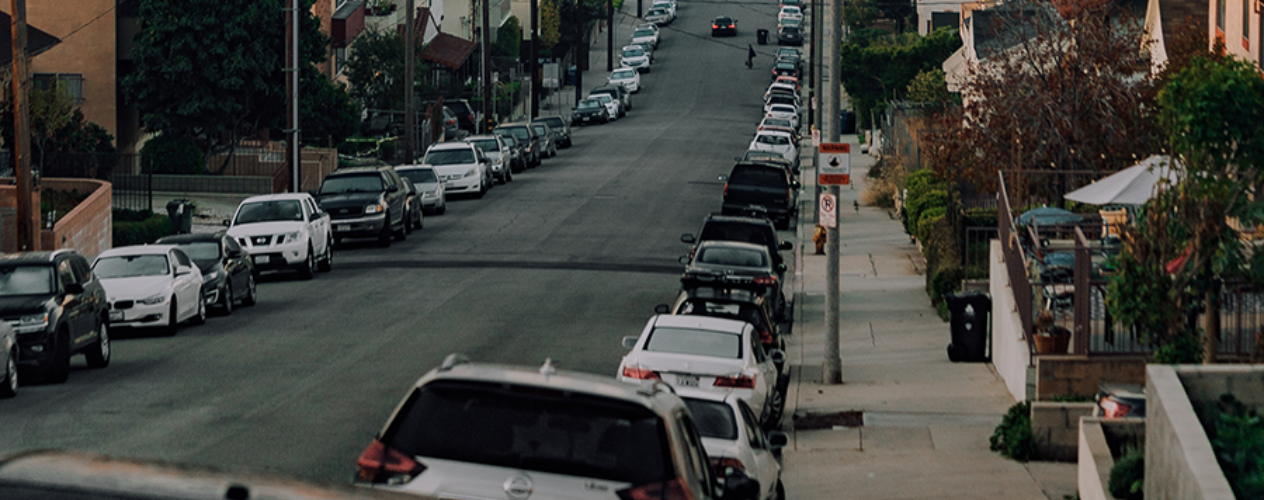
635, 29, 655, 37
469, 139, 500, 152
696, 246, 768, 267
645, 327, 742, 358
320, 174, 384, 194
399, 169, 438, 183
494, 126, 531, 141
683, 398, 738, 440
424, 148, 476, 165
539, 117, 566, 129
756, 134, 790, 146
612, 69, 636, 79
700, 222, 772, 246
622, 47, 645, 58
729, 165, 787, 187
679, 300, 763, 329
384, 381, 673, 486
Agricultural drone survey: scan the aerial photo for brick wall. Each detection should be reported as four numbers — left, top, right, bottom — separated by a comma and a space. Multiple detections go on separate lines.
0, 183, 42, 253
1036, 355, 1147, 399
40, 178, 112, 259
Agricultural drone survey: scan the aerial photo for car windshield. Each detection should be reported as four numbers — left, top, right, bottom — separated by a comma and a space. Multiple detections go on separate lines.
398, 169, 439, 184
776, 62, 796, 70
757, 134, 791, 146
539, 117, 565, 129
577, 100, 602, 110
730, 165, 788, 187
762, 118, 792, 128
592, 94, 613, 104
645, 327, 742, 358
469, 139, 500, 153
386, 381, 673, 485
683, 398, 738, 440
495, 127, 530, 141
233, 200, 304, 224
701, 222, 772, 246
424, 148, 477, 165
697, 247, 768, 267
172, 242, 220, 261
0, 265, 54, 296
647, 9, 665, 15
678, 300, 765, 330
622, 47, 645, 58
612, 69, 636, 79
634, 28, 655, 37
532, 125, 549, 136
93, 254, 170, 279
320, 174, 383, 194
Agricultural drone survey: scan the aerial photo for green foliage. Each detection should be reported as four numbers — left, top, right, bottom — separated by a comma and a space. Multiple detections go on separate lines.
346, 27, 406, 112
141, 134, 205, 175
299, 65, 360, 147
839, 28, 961, 129
1153, 332, 1202, 364
915, 205, 947, 241
1209, 394, 1264, 500
40, 189, 88, 226
1108, 446, 1144, 500
1160, 57, 1264, 182
496, 16, 523, 58
962, 208, 998, 228
112, 211, 172, 247
990, 401, 1036, 461
905, 68, 957, 106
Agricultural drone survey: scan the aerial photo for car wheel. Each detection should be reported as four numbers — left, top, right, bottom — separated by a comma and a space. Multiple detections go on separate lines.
404, 212, 413, 235
298, 245, 317, 279
775, 480, 786, 500
191, 293, 207, 325
219, 284, 234, 315
378, 218, 392, 247
242, 274, 258, 306
162, 300, 179, 337
394, 219, 408, 241
764, 386, 785, 430
436, 199, 446, 215
85, 321, 110, 369
43, 329, 70, 383
475, 179, 487, 199
0, 348, 16, 398
506, 168, 514, 183
318, 237, 333, 272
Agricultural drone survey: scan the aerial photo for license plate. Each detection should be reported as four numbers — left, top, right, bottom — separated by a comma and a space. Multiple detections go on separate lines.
337, 225, 350, 232
253, 255, 268, 265
675, 375, 700, 388
109, 310, 122, 321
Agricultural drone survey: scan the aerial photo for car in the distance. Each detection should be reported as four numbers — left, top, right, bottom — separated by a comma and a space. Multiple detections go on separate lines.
530, 121, 559, 158
496, 132, 527, 172
590, 84, 632, 113
395, 165, 447, 215
466, 134, 514, 183
771, 61, 799, 80
681, 241, 788, 321
652, 0, 677, 19
748, 129, 798, 163
765, 103, 800, 129
720, 162, 799, 230
631, 26, 660, 48
399, 177, 426, 231
315, 165, 410, 246
777, 27, 804, 46
493, 122, 542, 168
644, 7, 672, 25
712, 16, 737, 36
421, 141, 492, 198
681, 211, 794, 282
778, 6, 802, 23
0, 250, 109, 383
658, 286, 785, 359
609, 67, 642, 93
93, 245, 206, 336
573, 98, 610, 125
588, 93, 622, 120
533, 115, 572, 148
226, 193, 334, 273
155, 232, 257, 315
620, 45, 652, 72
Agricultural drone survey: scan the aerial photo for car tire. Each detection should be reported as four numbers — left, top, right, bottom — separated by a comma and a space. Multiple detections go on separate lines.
436, 200, 446, 215
775, 480, 786, 500
378, 218, 392, 247
85, 321, 110, 369
219, 285, 234, 315
162, 300, 179, 337
43, 329, 71, 383
298, 245, 317, 279
404, 213, 413, 235
318, 237, 333, 272
475, 180, 487, 199
394, 220, 408, 241
242, 274, 258, 306
506, 168, 514, 183
0, 348, 16, 399
191, 293, 207, 325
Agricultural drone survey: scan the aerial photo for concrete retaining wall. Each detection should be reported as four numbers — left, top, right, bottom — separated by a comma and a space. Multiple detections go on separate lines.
1144, 365, 1236, 500
1031, 401, 1095, 461
1079, 417, 1145, 500
990, 240, 1032, 401
1036, 355, 1147, 400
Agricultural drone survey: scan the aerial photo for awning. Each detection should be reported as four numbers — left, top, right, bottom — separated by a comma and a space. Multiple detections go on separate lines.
419, 33, 477, 69
331, 1, 365, 49
0, 12, 60, 67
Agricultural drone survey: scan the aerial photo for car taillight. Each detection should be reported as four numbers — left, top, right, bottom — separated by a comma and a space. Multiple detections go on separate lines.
754, 275, 778, 285
714, 374, 756, 388
622, 365, 661, 380
759, 329, 773, 344
616, 478, 696, 500
466, 114, 473, 123
713, 24, 719, 28
728, 24, 735, 28
710, 456, 746, 473
723, 183, 729, 196
356, 440, 425, 485
1099, 398, 1132, 418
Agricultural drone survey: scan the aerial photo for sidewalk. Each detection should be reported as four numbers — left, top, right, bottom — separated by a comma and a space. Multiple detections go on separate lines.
780, 148, 1077, 499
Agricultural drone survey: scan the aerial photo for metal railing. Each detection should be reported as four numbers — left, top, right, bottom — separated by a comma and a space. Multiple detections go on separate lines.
998, 172, 1036, 346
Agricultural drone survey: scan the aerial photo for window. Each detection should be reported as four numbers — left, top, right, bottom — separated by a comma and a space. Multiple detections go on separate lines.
645, 327, 742, 358
0, 266, 54, 296
334, 47, 348, 76
1244, 0, 1251, 42
171, 249, 193, 268
32, 73, 84, 104
1218, 0, 1226, 30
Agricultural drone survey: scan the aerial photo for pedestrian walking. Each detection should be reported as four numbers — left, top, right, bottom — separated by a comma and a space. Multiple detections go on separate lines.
746, 45, 756, 69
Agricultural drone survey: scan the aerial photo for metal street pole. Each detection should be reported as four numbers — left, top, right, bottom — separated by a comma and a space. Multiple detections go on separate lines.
530, 0, 539, 118
11, 0, 33, 250
285, 0, 301, 192
638, 0, 642, 19
480, 0, 492, 132
405, 0, 416, 161
823, 0, 843, 384
607, 0, 613, 71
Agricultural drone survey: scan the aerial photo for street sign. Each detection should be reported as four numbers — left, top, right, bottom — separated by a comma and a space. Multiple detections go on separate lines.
818, 142, 851, 185
811, 128, 821, 147
820, 193, 837, 228
542, 63, 560, 89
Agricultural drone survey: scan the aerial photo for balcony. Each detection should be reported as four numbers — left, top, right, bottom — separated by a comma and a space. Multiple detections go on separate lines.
331, 1, 366, 49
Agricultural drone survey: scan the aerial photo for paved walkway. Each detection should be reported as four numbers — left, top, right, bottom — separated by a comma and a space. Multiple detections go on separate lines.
780, 146, 1077, 499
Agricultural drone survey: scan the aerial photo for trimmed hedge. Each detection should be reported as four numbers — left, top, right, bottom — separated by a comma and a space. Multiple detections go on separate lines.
113, 211, 172, 247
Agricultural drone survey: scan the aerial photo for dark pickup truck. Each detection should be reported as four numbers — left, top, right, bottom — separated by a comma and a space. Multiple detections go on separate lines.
719, 162, 799, 230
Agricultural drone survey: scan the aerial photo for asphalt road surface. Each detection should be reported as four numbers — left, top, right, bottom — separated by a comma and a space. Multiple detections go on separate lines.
0, 2, 792, 483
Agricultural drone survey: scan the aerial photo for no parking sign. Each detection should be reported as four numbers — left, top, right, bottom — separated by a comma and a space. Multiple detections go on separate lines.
820, 193, 837, 228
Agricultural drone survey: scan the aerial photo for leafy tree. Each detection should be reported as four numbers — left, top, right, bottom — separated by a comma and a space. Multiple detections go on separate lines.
140, 133, 204, 175
346, 27, 406, 113
299, 65, 361, 147
541, 0, 561, 50
495, 16, 522, 58
838, 28, 960, 129
0, 81, 116, 174
843, 0, 881, 31
905, 68, 954, 106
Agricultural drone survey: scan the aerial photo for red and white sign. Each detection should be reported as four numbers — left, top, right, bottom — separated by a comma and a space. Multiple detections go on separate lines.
818, 142, 851, 186
820, 193, 837, 228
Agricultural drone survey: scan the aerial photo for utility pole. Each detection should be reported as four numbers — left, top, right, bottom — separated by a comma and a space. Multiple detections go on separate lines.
529, 0, 539, 118
480, 0, 492, 132
823, 0, 843, 384
405, 0, 416, 162
284, 0, 301, 192
606, 0, 613, 71
11, 0, 32, 250
637, 0, 642, 19
574, 15, 584, 105
808, 0, 819, 131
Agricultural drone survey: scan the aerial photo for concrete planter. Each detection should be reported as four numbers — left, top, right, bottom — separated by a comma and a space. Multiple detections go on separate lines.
1031, 401, 1095, 461
1078, 417, 1144, 500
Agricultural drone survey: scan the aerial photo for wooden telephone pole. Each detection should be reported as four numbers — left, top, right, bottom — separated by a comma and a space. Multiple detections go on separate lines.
11, 0, 34, 250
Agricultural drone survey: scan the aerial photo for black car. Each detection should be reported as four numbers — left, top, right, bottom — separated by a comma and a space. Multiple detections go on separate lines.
719, 162, 799, 230
0, 250, 110, 383
315, 164, 410, 247
742, 150, 799, 180
777, 27, 803, 46
681, 212, 793, 281
573, 98, 609, 125
712, 16, 736, 36
155, 232, 257, 315
498, 134, 527, 172
493, 122, 542, 168
680, 241, 787, 323
772, 61, 799, 80
533, 115, 572, 148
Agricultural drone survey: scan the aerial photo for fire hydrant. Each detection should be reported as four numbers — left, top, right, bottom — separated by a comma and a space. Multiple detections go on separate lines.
813, 225, 827, 254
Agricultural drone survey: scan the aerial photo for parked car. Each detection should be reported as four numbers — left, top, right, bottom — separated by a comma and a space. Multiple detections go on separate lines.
681, 212, 793, 282
355, 354, 762, 500
497, 133, 527, 172
0, 250, 109, 383
399, 177, 426, 231
155, 232, 257, 315
589, 93, 622, 120
764, 82, 798, 101
533, 115, 572, 148
680, 389, 787, 499
620, 45, 652, 73
748, 130, 798, 163
396, 165, 447, 215
741, 150, 798, 181
93, 245, 206, 336
763, 94, 801, 114
619, 314, 783, 427
681, 241, 788, 322
0, 322, 14, 398
225, 193, 333, 274
529, 122, 558, 159
658, 286, 785, 359
771, 61, 799, 80
493, 122, 542, 167
765, 103, 800, 129
440, 108, 462, 142
777, 6, 802, 23
631, 26, 660, 47
712, 16, 737, 36
466, 134, 514, 183
591, 84, 632, 113
720, 162, 799, 230
645, 7, 672, 25
630, 40, 656, 62
315, 165, 409, 246
653, 0, 677, 18
573, 98, 610, 125
421, 141, 493, 197
608, 67, 642, 93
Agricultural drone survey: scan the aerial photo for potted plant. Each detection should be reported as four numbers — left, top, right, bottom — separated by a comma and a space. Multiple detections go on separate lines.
1033, 310, 1071, 354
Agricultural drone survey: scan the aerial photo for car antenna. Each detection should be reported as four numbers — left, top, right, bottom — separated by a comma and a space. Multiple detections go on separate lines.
540, 357, 558, 377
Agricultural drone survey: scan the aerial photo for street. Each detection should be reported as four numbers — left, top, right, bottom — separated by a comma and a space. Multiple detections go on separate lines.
0, 1, 794, 485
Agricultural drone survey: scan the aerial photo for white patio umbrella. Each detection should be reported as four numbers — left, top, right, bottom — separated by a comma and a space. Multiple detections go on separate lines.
1064, 155, 1181, 205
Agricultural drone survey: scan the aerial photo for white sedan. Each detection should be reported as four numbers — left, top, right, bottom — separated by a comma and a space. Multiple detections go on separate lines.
608, 67, 642, 93
680, 388, 787, 500
618, 314, 782, 426
749, 130, 798, 163
93, 245, 205, 335
778, 5, 803, 23
765, 103, 800, 129
588, 93, 621, 120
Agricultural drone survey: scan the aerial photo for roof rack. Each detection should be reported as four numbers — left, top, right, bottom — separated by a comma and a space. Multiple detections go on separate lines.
439, 353, 470, 372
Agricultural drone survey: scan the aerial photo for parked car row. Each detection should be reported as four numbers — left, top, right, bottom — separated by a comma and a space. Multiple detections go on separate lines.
572, 22, 669, 125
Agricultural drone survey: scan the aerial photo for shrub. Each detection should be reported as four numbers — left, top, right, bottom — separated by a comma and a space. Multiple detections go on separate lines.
861, 177, 898, 208
141, 134, 204, 175
1108, 446, 1144, 500
963, 207, 998, 228
113, 213, 172, 246
1210, 394, 1264, 500
916, 205, 947, 242
990, 401, 1036, 461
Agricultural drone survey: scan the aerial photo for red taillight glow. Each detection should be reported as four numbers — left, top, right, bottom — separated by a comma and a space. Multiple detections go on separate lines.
759, 329, 773, 344
622, 365, 661, 380
713, 24, 720, 28
723, 183, 729, 196
714, 374, 756, 389
616, 478, 697, 500
1099, 399, 1132, 418
356, 440, 425, 484
728, 24, 735, 28
710, 456, 746, 473
754, 275, 778, 285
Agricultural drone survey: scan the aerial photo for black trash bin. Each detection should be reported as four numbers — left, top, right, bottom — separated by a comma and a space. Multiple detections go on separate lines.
166, 199, 195, 235
757, 29, 769, 45
946, 292, 991, 362
839, 110, 857, 134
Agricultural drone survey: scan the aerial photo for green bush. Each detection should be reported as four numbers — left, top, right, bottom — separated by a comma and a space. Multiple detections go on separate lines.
141, 134, 205, 175
113, 213, 172, 247
1108, 446, 1145, 500
1210, 394, 1264, 500
990, 401, 1036, 461
916, 205, 947, 241
963, 207, 998, 228
113, 208, 154, 223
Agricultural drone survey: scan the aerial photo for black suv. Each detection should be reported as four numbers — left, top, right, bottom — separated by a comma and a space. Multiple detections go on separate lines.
719, 162, 799, 229
0, 250, 110, 382
315, 164, 410, 247
682, 212, 793, 276
493, 122, 541, 168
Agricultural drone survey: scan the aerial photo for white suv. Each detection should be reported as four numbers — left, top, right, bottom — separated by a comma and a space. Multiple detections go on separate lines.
225, 193, 332, 280
355, 354, 763, 500
421, 142, 492, 198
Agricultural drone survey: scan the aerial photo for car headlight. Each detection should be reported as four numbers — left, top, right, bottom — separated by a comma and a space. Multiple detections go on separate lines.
365, 204, 384, 214
138, 294, 166, 305
463, 168, 477, 178
279, 232, 301, 244
203, 271, 219, 281
14, 313, 48, 334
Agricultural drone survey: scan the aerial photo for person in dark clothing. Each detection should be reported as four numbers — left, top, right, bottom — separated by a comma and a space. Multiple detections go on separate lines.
746, 45, 756, 68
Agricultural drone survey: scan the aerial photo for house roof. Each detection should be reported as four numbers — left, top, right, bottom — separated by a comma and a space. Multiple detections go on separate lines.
0, 12, 61, 68
419, 32, 476, 69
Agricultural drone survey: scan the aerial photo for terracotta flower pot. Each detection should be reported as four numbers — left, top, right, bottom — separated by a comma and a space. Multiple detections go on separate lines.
1034, 328, 1071, 354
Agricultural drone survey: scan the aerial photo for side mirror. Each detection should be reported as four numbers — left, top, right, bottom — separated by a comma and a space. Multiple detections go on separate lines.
777, 263, 787, 273
721, 468, 760, 500
176, 266, 193, 277
222, 219, 232, 227
678, 255, 690, 265
680, 233, 696, 244
778, 241, 793, 251
64, 282, 84, 294
767, 430, 789, 448
718, 174, 729, 182
654, 304, 670, 314
769, 349, 786, 366
622, 336, 639, 350
791, 181, 801, 189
